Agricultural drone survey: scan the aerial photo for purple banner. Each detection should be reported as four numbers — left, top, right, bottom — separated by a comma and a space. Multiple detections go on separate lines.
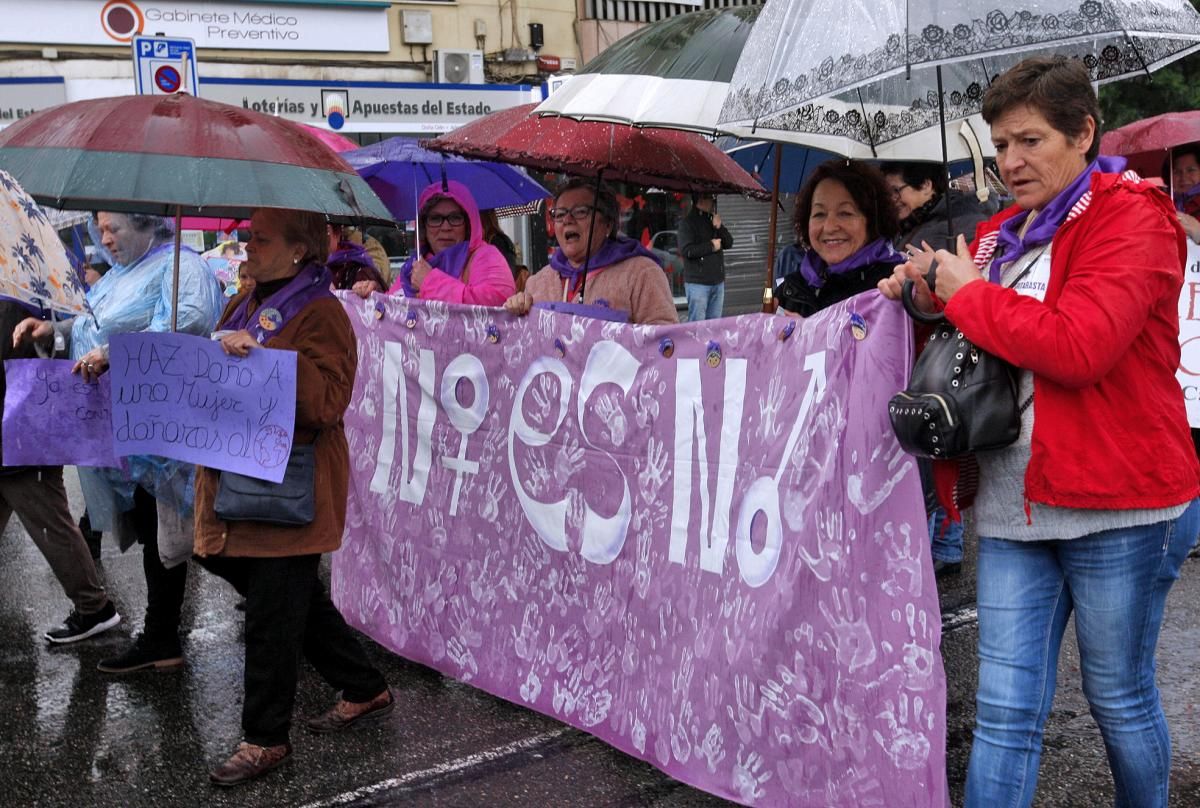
333, 291, 945, 806
108, 332, 297, 482
2, 359, 119, 468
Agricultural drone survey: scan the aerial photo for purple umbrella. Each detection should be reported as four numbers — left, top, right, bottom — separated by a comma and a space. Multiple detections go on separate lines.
342, 137, 550, 223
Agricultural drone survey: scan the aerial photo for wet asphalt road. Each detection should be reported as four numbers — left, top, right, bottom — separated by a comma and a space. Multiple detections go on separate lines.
2, 475, 1199, 807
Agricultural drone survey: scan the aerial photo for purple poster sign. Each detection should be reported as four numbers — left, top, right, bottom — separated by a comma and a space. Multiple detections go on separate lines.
108, 332, 297, 482
3, 359, 119, 468
333, 291, 946, 806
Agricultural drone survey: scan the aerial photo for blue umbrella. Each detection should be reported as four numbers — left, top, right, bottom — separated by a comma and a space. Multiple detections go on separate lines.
342, 138, 551, 223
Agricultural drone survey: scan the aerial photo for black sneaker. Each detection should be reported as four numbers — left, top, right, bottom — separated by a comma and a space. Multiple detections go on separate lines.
97, 634, 183, 673
934, 560, 963, 578
44, 601, 121, 644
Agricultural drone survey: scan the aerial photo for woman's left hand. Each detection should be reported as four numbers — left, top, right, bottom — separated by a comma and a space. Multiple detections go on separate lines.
220, 329, 259, 357
73, 349, 108, 384
929, 235, 984, 303
410, 257, 433, 291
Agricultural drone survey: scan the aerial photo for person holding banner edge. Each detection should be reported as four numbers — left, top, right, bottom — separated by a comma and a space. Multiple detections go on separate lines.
351, 179, 515, 305
879, 56, 1200, 808
193, 207, 391, 787
14, 211, 223, 673
504, 178, 678, 325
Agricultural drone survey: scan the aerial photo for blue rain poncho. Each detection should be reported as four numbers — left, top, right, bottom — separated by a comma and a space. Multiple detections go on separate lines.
73, 236, 224, 530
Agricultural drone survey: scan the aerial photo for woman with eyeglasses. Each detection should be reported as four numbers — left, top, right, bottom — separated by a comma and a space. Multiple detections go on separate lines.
880, 161, 995, 255
352, 180, 514, 306
504, 178, 677, 325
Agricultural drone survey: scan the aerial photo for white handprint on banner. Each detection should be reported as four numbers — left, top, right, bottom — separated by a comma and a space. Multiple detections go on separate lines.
726, 674, 766, 745
594, 392, 628, 446
633, 529, 653, 599
583, 581, 614, 639
732, 747, 773, 802
898, 602, 937, 691
446, 637, 478, 680
798, 508, 847, 583
531, 373, 557, 425
637, 437, 667, 503
480, 472, 504, 523
872, 692, 933, 770
819, 587, 878, 673
519, 668, 542, 704
761, 650, 826, 747
421, 300, 449, 337
848, 441, 914, 515
696, 723, 726, 774
756, 376, 786, 441
880, 521, 924, 598
512, 602, 542, 661
554, 435, 585, 483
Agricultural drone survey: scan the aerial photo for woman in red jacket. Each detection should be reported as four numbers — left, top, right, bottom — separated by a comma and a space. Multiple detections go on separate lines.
881, 57, 1200, 808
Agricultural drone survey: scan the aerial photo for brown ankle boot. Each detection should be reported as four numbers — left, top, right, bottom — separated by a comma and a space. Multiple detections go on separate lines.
209, 741, 292, 787
304, 688, 394, 734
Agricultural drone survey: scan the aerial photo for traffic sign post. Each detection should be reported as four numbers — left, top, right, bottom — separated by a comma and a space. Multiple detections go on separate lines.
132, 35, 199, 96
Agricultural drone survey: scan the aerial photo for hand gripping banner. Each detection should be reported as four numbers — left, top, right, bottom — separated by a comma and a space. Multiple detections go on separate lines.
333, 291, 946, 807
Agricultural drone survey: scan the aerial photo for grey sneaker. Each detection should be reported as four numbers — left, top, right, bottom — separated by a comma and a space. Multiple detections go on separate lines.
44, 601, 121, 644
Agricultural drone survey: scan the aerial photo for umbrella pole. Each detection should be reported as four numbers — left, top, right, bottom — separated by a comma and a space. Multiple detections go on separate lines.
413, 180, 421, 259
577, 171, 603, 304
171, 205, 182, 333
763, 147, 783, 313
936, 66, 955, 250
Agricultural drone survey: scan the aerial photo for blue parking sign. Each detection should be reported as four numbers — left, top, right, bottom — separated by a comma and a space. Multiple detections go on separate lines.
132, 35, 198, 96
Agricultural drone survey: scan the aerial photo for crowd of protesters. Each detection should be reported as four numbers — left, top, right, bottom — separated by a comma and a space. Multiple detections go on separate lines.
6, 54, 1200, 807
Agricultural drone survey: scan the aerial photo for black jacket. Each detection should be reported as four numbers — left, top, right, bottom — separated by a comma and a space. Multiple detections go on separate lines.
896, 189, 996, 252
775, 260, 897, 318
678, 207, 733, 285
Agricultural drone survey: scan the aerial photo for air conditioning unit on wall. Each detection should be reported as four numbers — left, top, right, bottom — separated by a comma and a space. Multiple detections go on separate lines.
435, 49, 485, 85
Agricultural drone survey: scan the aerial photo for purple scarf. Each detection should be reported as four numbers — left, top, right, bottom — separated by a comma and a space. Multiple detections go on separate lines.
222, 261, 334, 344
989, 155, 1127, 281
798, 237, 904, 289
1174, 183, 1200, 214
549, 237, 662, 285
395, 241, 471, 297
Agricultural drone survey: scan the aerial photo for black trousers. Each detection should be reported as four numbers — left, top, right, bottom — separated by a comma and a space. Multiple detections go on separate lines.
194, 553, 387, 747
132, 487, 187, 647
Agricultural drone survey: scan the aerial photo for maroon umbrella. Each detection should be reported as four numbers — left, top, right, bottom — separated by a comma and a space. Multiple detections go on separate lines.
426, 103, 768, 199
1100, 111, 1200, 181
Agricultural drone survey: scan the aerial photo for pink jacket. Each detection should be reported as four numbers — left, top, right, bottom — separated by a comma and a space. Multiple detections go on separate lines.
386, 179, 515, 306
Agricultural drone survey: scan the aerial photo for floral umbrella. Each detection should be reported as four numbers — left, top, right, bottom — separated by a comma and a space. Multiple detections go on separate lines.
718, 0, 1200, 153
0, 169, 88, 318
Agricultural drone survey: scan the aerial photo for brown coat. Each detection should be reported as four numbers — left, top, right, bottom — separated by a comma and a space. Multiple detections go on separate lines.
193, 294, 356, 558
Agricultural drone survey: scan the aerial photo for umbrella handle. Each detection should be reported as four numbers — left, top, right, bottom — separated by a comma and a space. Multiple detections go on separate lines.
171, 206, 182, 333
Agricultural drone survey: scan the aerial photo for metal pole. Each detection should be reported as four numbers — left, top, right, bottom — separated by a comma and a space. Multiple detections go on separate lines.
171, 205, 182, 332
936, 65, 955, 250
763, 145, 783, 313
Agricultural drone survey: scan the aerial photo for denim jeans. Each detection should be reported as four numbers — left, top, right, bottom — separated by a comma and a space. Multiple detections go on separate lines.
966, 499, 1200, 808
685, 282, 724, 321
928, 507, 964, 564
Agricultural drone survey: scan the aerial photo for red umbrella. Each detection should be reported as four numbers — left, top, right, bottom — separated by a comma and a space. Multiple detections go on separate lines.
426, 103, 768, 199
1100, 111, 1200, 181
182, 122, 359, 231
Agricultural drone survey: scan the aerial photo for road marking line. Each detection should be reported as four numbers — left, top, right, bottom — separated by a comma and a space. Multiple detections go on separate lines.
301, 728, 572, 807
942, 604, 978, 634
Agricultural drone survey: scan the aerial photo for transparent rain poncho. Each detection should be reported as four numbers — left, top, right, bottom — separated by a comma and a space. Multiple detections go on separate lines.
73, 232, 224, 529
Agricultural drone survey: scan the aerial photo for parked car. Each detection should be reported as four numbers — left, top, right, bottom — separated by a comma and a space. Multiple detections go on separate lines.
648, 230, 686, 308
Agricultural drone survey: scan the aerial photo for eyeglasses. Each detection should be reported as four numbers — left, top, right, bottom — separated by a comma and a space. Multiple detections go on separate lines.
549, 204, 597, 223
888, 183, 911, 200
426, 212, 466, 228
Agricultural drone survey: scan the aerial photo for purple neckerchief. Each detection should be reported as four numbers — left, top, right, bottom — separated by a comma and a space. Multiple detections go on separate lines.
1174, 183, 1200, 213
396, 241, 471, 297
222, 261, 334, 344
549, 237, 662, 284
798, 237, 904, 288
989, 155, 1127, 281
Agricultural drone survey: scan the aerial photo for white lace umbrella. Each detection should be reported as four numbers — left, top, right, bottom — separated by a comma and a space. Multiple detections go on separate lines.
718, 0, 1200, 154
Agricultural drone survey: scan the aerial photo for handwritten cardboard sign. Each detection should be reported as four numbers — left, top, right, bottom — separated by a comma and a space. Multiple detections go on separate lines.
109, 332, 297, 482
2, 359, 119, 468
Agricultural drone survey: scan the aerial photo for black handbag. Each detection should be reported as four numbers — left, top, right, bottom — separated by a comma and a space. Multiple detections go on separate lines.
214, 443, 316, 526
888, 251, 1040, 459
